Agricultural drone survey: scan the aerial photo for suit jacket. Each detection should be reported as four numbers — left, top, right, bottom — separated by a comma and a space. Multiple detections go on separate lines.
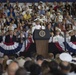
5, 35, 17, 43
0, 36, 3, 42
70, 35, 76, 42
17, 37, 25, 43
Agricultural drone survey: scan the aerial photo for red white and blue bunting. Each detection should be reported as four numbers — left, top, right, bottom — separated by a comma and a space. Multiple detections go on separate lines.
0, 42, 25, 57
64, 42, 76, 53
55, 42, 76, 53
0, 41, 76, 57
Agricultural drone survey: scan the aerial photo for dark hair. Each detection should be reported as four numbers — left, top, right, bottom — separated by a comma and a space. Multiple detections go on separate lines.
70, 63, 76, 73
49, 60, 59, 72
24, 60, 34, 71
36, 55, 44, 61
41, 60, 50, 70
49, 61, 65, 75
41, 60, 50, 75
59, 62, 71, 71
30, 63, 41, 75
15, 67, 27, 75
0, 64, 3, 75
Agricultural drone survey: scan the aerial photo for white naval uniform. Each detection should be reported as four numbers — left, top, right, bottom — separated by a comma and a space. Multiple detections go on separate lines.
32, 24, 45, 33
53, 35, 64, 43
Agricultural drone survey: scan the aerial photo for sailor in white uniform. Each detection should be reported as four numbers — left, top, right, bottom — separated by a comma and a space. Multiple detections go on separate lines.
32, 19, 45, 33
53, 30, 64, 43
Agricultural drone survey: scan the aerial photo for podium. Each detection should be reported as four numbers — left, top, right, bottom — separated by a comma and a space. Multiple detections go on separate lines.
33, 29, 50, 57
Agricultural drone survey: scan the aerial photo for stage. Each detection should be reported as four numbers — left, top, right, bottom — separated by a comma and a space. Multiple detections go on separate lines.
20, 43, 64, 57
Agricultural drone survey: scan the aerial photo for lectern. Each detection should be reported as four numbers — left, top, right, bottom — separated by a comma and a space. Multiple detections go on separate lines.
33, 29, 50, 57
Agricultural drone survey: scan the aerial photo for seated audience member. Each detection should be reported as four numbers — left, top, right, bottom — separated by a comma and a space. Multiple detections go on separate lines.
59, 53, 73, 75
59, 61, 71, 75
55, 54, 61, 64
0, 64, 3, 75
8, 8, 15, 17
49, 60, 65, 75
24, 60, 34, 73
0, 58, 4, 64
17, 58, 25, 67
2, 56, 9, 72
68, 63, 76, 75
23, 11, 31, 20
41, 60, 50, 75
30, 63, 41, 75
15, 67, 27, 75
36, 55, 44, 66
56, 12, 63, 23
48, 53, 54, 60
6, 61, 19, 75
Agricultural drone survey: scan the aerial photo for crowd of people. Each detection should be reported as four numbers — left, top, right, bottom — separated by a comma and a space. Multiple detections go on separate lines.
0, 0, 76, 44
0, 53, 76, 75
0, 0, 76, 75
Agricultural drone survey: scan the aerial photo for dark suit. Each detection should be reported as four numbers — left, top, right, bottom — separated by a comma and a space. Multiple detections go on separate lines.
17, 37, 25, 43
70, 35, 76, 42
5, 35, 17, 43
0, 36, 3, 42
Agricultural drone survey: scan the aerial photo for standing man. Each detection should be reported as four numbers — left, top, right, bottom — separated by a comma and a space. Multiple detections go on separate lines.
70, 30, 76, 42
5, 28, 17, 44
